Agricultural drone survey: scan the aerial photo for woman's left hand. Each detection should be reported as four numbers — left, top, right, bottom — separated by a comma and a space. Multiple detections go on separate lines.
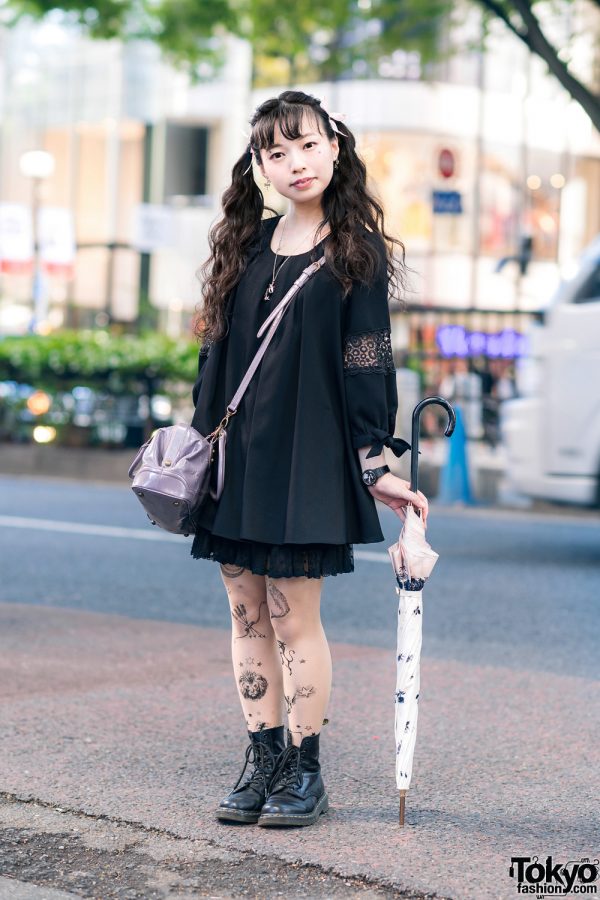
367, 472, 429, 526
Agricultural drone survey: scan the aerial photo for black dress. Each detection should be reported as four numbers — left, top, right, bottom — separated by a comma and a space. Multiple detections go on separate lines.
189, 214, 409, 579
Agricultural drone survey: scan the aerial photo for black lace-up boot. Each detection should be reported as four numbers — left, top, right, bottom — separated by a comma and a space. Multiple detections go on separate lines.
257, 730, 329, 827
216, 725, 286, 823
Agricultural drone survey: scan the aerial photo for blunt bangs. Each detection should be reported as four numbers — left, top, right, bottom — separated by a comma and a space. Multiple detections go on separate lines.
252, 104, 324, 152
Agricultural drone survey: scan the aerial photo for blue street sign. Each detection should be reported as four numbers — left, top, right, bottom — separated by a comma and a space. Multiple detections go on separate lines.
432, 190, 463, 214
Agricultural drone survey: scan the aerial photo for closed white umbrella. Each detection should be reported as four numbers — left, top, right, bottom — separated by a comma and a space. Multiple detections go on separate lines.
387, 397, 455, 826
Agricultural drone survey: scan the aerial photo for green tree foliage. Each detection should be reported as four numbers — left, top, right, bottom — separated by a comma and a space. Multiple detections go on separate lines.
3, 0, 598, 128
0, 330, 200, 396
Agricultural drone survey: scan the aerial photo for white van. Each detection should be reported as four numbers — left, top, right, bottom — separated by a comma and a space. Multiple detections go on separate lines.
501, 234, 600, 507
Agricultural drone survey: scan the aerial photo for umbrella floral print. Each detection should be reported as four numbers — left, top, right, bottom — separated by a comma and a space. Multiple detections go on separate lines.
388, 397, 455, 826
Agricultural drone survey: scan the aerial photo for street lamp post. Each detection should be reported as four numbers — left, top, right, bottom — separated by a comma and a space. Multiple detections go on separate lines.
18, 150, 55, 333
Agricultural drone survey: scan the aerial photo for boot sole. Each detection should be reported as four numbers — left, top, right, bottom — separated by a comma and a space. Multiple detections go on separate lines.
257, 793, 329, 827
216, 808, 261, 824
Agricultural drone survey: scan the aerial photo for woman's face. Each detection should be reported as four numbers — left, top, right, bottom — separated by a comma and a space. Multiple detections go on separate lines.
258, 111, 339, 207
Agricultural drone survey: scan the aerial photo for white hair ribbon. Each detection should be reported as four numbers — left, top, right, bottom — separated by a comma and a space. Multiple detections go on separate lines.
318, 96, 348, 136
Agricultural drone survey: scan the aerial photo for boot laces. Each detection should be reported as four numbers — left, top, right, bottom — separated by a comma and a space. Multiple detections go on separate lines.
270, 743, 303, 789
233, 741, 275, 793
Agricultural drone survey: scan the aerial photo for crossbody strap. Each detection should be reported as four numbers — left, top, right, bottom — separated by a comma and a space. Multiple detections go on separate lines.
225, 255, 326, 415
205, 255, 326, 444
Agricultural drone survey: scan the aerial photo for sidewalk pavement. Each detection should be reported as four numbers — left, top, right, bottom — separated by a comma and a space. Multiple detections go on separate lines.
0, 878, 82, 899
1, 602, 598, 900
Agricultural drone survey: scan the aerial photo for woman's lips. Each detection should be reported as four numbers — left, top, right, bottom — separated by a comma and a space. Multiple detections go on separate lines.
292, 177, 315, 189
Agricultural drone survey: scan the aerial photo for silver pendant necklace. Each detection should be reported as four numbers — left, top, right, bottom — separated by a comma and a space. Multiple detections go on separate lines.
263, 214, 321, 301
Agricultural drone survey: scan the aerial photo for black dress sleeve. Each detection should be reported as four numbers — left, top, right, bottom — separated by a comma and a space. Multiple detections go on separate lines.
342, 232, 410, 461
191, 339, 213, 408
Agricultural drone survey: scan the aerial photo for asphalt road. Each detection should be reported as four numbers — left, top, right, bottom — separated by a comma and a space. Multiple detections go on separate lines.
1, 474, 600, 899
0, 474, 598, 680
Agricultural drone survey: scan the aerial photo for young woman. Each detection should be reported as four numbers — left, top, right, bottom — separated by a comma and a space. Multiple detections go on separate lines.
190, 89, 428, 828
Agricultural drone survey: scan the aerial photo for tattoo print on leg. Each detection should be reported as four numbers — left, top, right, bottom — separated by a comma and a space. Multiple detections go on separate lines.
266, 580, 290, 618
231, 600, 268, 639
245, 709, 270, 731
288, 725, 317, 741
247, 720, 269, 731
220, 563, 246, 579
283, 685, 316, 714
277, 640, 296, 675
238, 669, 269, 701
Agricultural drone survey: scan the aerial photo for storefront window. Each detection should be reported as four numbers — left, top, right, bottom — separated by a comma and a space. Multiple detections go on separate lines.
479, 143, 520, 258
361, 131, 475, 255
523, 147, 563, 262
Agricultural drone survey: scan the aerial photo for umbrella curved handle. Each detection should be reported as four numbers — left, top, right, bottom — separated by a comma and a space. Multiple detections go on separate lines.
410, 396, 456, 494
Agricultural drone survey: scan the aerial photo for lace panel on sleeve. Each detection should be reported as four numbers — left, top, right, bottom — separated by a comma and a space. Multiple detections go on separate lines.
343, 328, 394, 374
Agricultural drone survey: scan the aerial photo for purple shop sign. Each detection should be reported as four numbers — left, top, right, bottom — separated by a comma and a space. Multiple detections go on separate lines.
436, 325, 530, 358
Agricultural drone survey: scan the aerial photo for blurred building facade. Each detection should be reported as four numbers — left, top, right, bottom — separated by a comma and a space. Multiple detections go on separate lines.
0, 2, 598, 357
0, 20, 253, 335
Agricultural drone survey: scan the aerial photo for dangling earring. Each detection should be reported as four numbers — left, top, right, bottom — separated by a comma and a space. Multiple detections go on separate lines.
264, 176, 271, 188
334, 158, 340, 170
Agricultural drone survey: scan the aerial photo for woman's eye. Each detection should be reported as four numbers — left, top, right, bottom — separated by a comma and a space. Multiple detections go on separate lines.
269, 142, 316, 160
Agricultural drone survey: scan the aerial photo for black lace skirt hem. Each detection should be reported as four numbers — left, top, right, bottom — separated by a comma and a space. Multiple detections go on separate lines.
190, 525, 354, 578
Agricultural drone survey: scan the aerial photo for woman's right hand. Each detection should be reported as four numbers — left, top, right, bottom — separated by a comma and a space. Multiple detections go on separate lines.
367, 473, 429, 527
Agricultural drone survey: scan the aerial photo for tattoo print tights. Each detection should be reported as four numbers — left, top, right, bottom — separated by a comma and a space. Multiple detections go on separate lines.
220, 564, 332, 747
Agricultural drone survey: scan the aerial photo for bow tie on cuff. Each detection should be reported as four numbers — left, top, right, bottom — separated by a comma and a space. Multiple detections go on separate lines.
366, 431, 412, 459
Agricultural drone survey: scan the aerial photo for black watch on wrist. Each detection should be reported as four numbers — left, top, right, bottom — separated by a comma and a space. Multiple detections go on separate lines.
361, 464, 390, 487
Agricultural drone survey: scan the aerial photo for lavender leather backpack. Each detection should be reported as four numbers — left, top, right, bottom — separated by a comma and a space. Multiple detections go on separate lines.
128, 256, 326, 536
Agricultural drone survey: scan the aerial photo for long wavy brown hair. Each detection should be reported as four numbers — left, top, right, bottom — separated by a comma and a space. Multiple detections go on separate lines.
192, 89, 412, 345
